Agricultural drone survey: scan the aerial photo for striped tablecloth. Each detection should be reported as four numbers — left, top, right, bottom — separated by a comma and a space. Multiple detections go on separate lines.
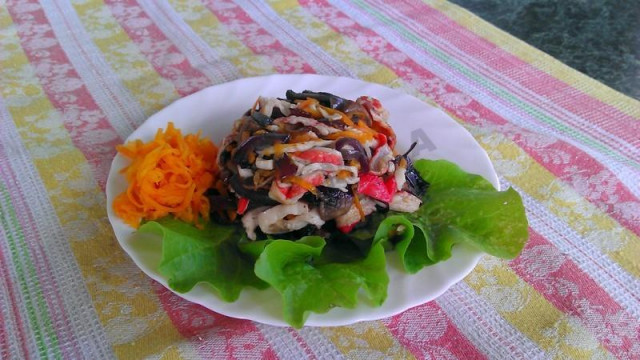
1, 1, 638, 359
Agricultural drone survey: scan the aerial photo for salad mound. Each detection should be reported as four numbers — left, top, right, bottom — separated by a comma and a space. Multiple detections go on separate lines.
115, 90, 529, 328
211, 90, 428, 240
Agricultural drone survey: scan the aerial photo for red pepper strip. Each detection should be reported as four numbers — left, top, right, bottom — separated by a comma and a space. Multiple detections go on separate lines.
372, 122, 396, 149
338, 223, 357, 234
375, 133, 387, 149
237, 197, 249, 215
357, 173, 393, 203
384, 177, 397, 199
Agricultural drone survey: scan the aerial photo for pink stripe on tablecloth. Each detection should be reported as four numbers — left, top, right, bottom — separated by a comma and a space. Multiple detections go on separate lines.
0, 312, 5, 358
0, 247, 30, 359
155, 285, 277, 359
0, 308, 7, 359
137, 0, 238, 83
392, 0, 640, 152
286, 328, 317, 360
384, 302, 486, 359
103, 0, 211, 97
300, 0, 640, 239
7, 0, 122, 188
511, 228, 640, 358
510, 131, 640, 237
0, 146, 80, 359
201, 0, 315, 74
436, 283, 548, 358
45, 0, 141, 135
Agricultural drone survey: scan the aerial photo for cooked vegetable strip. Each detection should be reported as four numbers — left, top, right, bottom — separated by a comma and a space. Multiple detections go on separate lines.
114, 122, 218, 228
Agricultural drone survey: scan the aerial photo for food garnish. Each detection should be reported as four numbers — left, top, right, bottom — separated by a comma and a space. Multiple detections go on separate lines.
113, 122, 218, 228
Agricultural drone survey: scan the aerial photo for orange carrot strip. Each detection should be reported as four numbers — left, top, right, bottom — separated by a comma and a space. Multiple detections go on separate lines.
325, 130, 374, 144
113, 122, 218, 228
284, 176, 318, 195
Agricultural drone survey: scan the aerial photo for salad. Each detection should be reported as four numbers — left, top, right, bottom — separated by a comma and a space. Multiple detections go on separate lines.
213, 90, 427, 240
113, 90, 529, 328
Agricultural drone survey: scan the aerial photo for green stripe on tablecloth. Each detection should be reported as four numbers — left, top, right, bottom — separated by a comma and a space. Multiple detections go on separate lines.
0, 183, 61, 359
352, 0, 639, 169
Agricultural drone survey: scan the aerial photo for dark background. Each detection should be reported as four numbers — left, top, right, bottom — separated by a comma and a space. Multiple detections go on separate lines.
450, 0, 639, 100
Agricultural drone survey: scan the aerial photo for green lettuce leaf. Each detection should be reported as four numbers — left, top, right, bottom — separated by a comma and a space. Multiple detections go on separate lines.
386, 159, 528, 272
415, 158, 495, 192
253, 236, 388, 328
374, 215, 436, 273
330, 212, 392, 254
238, 238, 273, 260
138, 218, 267, 301
137, 158, 528, 328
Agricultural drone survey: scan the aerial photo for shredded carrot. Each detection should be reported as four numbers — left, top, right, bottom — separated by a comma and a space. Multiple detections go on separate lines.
339, 113, 355, 127
273, 143, 287, 157
294, 98, 360, 128
352, 190, 366, 220
322, 107, 355, 127
325, 130, 374, 144
290, 132, 318, 143
295, 98, 322, 117
284, 176, 318, 195
227, 210, 238, 222
354, 120, 377, 134
113, 122, 218, 228
336, 170, 353, 179
268, 141, 310, 157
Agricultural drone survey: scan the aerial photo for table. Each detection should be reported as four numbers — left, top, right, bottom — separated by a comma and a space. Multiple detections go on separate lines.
450, 0, 640, 100
1, 1, 638, 359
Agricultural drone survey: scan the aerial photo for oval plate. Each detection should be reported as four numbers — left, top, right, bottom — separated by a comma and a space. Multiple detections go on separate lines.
106, 74, 498, 327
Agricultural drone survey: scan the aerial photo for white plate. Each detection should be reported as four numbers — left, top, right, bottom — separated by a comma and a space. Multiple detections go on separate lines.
106, 74, 499, 327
